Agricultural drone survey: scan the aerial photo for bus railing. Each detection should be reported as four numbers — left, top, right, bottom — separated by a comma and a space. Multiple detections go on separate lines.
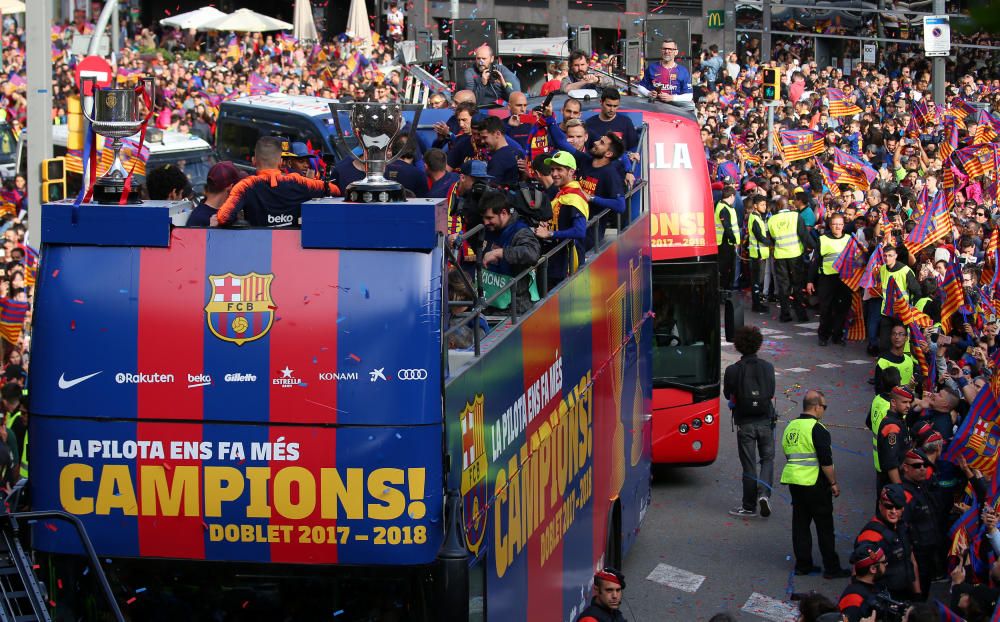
444, 177, 649, 358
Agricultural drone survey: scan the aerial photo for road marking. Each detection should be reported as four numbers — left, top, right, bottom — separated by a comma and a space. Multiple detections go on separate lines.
845, 359, 870, 364
783, 367, 809, 373
759, 328, 784, 335
816, 363, 841, 369
769, 335, 791, 340
795, 321, 820, 329
741, 592, 799, 622
796, 331, 814, 336
645, 563, 706, 593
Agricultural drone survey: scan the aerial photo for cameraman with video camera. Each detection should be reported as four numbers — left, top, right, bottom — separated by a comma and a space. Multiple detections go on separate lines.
464, 44, 521, 106
838, 542, 891, 622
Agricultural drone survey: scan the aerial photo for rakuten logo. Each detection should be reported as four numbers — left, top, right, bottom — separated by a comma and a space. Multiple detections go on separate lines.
267, 213, 294, 226
115, 372, 174, 384
224, 373, 258, 383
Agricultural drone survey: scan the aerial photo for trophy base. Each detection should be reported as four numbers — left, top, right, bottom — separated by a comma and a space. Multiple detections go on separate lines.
92, 181, 143, 205
344, 182, 406, 203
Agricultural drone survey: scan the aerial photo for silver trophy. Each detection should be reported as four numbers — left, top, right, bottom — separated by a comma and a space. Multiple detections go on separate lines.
81, 76, 154, 204
330, 101, 423, 202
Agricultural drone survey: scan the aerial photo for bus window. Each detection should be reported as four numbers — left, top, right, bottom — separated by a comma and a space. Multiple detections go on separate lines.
150, 149, 217, 194
651, 262, 720, 387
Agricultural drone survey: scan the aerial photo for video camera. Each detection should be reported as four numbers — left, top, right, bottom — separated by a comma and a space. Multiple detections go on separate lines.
871, 591, 908, 622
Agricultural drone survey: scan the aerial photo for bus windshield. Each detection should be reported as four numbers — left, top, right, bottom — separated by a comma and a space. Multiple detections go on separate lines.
651, 261, 720, 388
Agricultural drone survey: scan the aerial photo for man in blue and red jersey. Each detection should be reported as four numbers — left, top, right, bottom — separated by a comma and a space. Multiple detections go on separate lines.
639, 38, 693, 105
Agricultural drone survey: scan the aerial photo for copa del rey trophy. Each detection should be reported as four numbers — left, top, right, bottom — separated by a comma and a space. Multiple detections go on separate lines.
330, 101, 422, 202
81, 76, 154, 204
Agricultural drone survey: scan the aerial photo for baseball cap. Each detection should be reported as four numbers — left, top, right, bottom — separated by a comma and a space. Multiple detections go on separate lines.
544, 151, 577, 170
206, 162, 248, 193
461, 159, 494, 180
282, 141, 311, 158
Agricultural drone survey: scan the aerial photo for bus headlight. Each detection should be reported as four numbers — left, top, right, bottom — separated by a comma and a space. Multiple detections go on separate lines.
704, 414, 714, 425
691, 418, 703, 429
679, 423, 690, 434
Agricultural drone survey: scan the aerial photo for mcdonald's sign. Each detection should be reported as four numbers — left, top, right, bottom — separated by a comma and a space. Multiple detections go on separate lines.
707, 10, 724, 29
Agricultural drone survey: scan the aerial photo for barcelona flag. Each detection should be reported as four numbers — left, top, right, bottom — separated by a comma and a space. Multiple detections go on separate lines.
948, 98, 978, 129
0, 298, 29, 346
779, 129, 825, 162
832, 233, 864, 289
941, 262, 966, 333
954, 144, 1000, 180
831, 147, 876, 190
882, 278, 933, 327
943, 377, 1000, 475
904, 190, 951, 254
975, 109, 1000, 145
827, 88, 861, 118
859, 243, 885, 291
813, 156, 841, 197
941, 116, 959, 162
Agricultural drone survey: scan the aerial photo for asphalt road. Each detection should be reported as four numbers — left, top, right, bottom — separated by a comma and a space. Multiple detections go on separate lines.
621, 309, 890, 622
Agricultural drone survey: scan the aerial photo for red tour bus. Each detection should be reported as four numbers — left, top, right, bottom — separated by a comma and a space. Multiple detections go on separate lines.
643, 108, 722, 466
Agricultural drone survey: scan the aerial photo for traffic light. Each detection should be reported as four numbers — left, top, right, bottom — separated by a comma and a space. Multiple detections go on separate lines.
761, 67, 781, 102
42, 157, 66, 202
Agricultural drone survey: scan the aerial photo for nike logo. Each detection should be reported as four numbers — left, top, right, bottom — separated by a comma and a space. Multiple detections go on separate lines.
58, 371, 102, 389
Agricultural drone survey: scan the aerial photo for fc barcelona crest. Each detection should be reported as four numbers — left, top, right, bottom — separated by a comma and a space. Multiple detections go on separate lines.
459, 394, 488, 556
205, 272, 275, 346
797, 135, 811, 152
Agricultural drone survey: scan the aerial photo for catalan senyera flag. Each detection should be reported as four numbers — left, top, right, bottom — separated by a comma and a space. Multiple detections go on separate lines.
882, 277, 934, 327
831, 147, 877, 190
779, 129, 826, 162
904, 190, 951, 254
733, 136, 761, 166
941, 261, 966, 333
813, 157, 841, 197
954, 144, 1000, 180
0, 298, 29, 346
942, 376, 1000, 476
827, 88, 861, 118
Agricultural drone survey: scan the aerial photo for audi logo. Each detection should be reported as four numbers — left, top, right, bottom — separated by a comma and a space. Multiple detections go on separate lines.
397, 369, 428, 380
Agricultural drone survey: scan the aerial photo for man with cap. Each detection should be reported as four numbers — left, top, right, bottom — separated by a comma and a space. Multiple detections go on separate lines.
838, 542, 889, 622
187, 161, 247, 227
534, 151, 590, 286
779, 389, 849, 578
446, 160, 495, 265
900, 446, 941, 600
282, 141, 315, 178
875, 386, 914, 489
576, 568, 626, 622
855, 484, 919, 601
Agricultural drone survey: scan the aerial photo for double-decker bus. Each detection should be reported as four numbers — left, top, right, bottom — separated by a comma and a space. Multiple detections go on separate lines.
25, 99, 656, 621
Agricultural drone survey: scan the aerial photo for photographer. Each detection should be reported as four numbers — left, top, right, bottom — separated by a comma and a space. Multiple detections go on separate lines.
838, 542, 889, 622
464, 44, 521, 106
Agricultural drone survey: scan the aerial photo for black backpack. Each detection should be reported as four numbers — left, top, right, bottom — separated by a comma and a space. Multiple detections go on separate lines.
505, 180, 553, 228
736, 358, 772, 420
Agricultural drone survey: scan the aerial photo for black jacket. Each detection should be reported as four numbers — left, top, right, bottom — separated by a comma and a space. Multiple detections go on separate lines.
576, 599, 626, 622
723, 354, 776, 424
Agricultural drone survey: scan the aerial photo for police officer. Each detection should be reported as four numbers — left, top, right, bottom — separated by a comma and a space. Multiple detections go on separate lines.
855, 484, 920, 601
876, 386, 914, 489
780, 389, 849, 578
576, 568, 626, 622
714, 186, 740, 291
747, 195, 771, 312
768, 197, 812, 322
900, 447, 940, 600
807, 214, 854, 346
838, 542, 889, 622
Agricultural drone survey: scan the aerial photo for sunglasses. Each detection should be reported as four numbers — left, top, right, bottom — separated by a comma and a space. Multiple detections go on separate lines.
880, 502, 903, 511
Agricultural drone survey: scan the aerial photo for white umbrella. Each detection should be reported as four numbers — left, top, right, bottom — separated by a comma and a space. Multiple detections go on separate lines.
293, 0, 318, 41
0, 0, 27, 14
160, 6, 228, 30
199, 8, 292, 32
345, 0, 372, 41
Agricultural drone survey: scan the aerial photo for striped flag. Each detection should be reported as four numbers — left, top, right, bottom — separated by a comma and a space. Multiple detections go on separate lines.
779, 129, 826, 162
983, 230, 1000, 286
833, 233, 864, 289
831, 147, 877, 190
733, 136, 761, 166
904, 190, 951, 254
948, 98, 978, 129
936, 600, 967, 622
942, 376, 1000, 475
859, 244, 886, 291
813, 157, 841, 197
954, 144, 1000, 180
0, 298, 29, 346
827, 88, 861, 118
910, 100, 942, 132
941, 116, 959, 162
99, 137, 149, 178
882, 277, 934, 327
248, 73, 278, 96
847, 290, 866, 341
974, 109, 1000, 145
941, 262, 966, 333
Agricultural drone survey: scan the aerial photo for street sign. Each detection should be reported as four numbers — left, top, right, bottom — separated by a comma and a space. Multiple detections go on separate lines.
923, 15, 950, 57
863, 43, 876, 65
75, 55, 112, 96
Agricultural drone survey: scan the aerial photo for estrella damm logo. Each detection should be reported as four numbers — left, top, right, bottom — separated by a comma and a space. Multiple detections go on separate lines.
205, 272, 275, 346
459, 394, 488, 556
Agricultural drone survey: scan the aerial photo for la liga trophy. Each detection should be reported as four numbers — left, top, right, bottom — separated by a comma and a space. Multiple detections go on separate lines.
330, 101, 423, 203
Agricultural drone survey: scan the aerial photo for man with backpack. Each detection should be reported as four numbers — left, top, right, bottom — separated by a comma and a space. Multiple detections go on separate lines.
723, 325, 776, 518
